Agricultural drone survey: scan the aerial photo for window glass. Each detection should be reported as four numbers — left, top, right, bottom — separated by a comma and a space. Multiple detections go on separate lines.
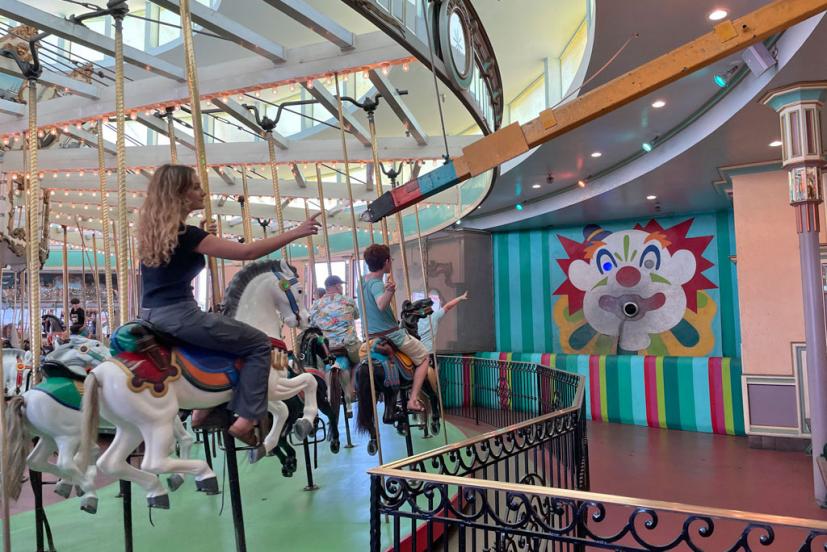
561, 19, 588, 95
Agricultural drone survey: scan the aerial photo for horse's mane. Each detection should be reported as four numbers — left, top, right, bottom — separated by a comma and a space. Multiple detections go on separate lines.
222, 258, 289, 318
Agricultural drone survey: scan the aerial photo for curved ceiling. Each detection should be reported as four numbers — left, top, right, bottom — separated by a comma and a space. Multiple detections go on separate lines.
466, 0, 825, 231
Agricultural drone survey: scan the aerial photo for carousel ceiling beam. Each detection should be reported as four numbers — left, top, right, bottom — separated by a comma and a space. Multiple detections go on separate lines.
0, 98, 23, 117
303, 80, 370, 146
135, 113, 196, 151
27, 172, 382, 201
0, 0, 186, 82
0, 31, 406, 134
151, 0, 287, 63
1, 136, 472, 171
213, 167, 235, 186
0, 57, 99, 100
368, 69, 428, 146
261, 0, 354, 50
61, 126, 117, 156
210, 97, 290, 149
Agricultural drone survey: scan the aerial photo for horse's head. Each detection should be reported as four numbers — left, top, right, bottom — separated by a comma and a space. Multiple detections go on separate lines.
400, 298, 434, 336
272, 258, 309, 330
46, 335, 111, 373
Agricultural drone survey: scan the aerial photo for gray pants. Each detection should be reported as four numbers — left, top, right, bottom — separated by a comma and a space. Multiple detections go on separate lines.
140, 300, 272, 420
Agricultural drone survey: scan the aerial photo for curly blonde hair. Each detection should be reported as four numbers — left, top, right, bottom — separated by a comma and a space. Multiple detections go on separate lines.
137, 164, 198, 267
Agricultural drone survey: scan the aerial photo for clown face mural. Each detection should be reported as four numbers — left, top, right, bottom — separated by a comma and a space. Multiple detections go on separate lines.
554, 219, 717, 355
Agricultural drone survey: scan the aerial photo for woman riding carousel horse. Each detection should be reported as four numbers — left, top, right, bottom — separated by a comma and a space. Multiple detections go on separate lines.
137, 164, 321, 445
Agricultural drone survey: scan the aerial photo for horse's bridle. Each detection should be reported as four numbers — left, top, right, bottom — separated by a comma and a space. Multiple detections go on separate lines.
272, 265, 302, 325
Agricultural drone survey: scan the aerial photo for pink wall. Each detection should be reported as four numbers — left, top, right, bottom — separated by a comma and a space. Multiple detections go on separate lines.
733, 171, 805, 376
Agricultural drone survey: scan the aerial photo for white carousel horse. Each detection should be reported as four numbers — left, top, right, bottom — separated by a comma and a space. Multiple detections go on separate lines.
4, 336, 195, 514
78, 258, 318, 509
2, 347, 31, 396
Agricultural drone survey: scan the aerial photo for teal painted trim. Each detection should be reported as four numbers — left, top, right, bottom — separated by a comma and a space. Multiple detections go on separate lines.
45, 250, 115, 269
730, 358, 745, 435
541, 230, 553, 351
494, 234, 511, 351
765, 88, 827, 111
518, 232, 534, 352
715, 211, 736, 357
506, 233, 523, 351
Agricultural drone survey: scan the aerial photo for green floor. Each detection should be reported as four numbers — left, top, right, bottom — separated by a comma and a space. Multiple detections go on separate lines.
9, 408, 464, 552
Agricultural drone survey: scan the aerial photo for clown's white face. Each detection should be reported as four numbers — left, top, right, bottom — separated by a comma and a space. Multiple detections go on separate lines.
567, 229, 695, 350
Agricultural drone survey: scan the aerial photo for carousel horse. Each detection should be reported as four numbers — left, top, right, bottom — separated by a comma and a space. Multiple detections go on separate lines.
355, 298, 442, 456
78, 258, 318, 509
2, 347, 31, 396
295, 327, 352, 454
4, 336, 195, 514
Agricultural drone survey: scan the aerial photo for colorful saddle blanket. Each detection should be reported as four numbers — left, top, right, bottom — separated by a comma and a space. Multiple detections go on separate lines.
32, 377, 84, 411
110, 321, 287, 396
366, 347, 414, 389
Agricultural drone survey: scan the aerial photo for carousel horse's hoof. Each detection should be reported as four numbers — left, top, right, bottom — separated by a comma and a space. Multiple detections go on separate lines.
75, 485, 85, 497
248, 445, 267, 465
195, 476, 219, 495
167, 474, 185, 492
80, 495, 98, 515
54, 481, 73, 498
367, 439, 378, 456
330, 439, 340, 454
293, 418, 314, 441
147, 494, 170, 509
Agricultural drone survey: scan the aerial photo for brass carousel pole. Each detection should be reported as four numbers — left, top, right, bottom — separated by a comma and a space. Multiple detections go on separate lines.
314, 164, 333, 278
334, 73, 384, 465
413, 201, 448, 447
216, 216, 226, 289
61, 225, 69, 324
166, 106, 178, 163
0, 265, 8, 552
240, 166, 253, 245
26, 80, 42, 380
112, 3, 131, 325
266, 135, 286, 256
179, 0, 221, 309
96, 120, 116, 333
91, 232, 103, 340
302, 199, 316, 307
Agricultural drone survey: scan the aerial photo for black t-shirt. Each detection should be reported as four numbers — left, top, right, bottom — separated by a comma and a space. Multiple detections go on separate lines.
140, 225, 209, 308
69, 306, 85, 326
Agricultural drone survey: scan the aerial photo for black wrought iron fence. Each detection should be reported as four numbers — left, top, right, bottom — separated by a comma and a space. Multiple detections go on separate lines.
436, 355, 580, 429
371, 356, 827, 551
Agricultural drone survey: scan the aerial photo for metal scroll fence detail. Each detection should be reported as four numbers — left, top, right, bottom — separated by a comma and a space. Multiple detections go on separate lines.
369, 355, 827, 551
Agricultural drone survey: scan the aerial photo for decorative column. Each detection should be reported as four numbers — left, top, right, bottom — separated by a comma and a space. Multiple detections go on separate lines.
763, 82, 827, 506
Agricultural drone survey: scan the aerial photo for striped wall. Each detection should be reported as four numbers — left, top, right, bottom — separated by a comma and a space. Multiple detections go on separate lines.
492, 212, 740, 357
441, 352, 744, 436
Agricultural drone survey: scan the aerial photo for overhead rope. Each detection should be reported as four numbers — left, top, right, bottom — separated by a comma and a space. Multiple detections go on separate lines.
334, 72, 384, 465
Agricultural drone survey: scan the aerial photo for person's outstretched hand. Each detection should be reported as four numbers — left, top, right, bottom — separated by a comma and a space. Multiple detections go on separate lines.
459, 291, 469, 301
294, 212, 322, 238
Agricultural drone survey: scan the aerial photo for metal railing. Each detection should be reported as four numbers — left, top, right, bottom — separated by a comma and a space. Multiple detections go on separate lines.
369, 355, 827, 551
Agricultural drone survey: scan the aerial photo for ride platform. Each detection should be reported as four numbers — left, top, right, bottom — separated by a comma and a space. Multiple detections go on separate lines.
8, 405, 466, 551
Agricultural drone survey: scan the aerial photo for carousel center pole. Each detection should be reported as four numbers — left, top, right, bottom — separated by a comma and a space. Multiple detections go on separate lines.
179, 0, 221, 308
96, 120, 116, 336
302, 199, 316, 307
334, 73, 385, 465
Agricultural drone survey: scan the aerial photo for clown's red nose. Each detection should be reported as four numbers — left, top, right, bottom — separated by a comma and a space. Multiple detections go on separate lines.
616, 266, 641, 287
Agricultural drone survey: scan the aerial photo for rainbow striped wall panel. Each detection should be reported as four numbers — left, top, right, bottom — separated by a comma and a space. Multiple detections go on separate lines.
441, 353, 744, 436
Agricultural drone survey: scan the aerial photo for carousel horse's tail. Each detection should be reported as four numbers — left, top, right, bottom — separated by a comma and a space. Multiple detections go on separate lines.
5, 395, 29, 499
77, 372, 101, 474
329, 366, 342, 419
355, 361, 377, 436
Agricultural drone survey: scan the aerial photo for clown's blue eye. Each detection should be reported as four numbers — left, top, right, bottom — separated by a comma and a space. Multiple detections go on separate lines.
596, 249, 616, 275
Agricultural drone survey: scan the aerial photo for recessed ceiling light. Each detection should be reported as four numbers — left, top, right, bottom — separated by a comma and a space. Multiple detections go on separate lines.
590, 151, 602, 158
769, 140, 783, 147
531, 184, 541, 189
651, 99, 666, 109
708, 9, 728, 21
577, 179, 587, 188
646, 195, 657, 201
641, 142, 653, 153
